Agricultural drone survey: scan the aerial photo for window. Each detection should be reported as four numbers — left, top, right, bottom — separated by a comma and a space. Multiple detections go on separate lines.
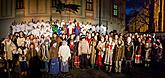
113, 4, 118, 16
52, 0, 60, 7
86, 0, 93, 11
52, 0, 56, 7
16, 0, 24, 9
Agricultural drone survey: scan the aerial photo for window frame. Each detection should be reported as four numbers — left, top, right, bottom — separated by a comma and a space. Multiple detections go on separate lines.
86, 0, 93, 11
52, 0, 56, 8
113, 0, 119, 16
16, 0, 24, 9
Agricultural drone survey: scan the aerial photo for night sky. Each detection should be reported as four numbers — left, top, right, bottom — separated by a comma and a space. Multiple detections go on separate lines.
126, 0, 146, 15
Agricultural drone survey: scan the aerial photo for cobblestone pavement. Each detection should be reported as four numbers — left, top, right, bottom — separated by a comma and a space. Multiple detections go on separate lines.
0, 65, 165, 78
1, 60, 165, 78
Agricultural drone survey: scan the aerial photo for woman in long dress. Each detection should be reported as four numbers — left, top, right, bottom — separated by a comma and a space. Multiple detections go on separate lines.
104, 36, 115, 72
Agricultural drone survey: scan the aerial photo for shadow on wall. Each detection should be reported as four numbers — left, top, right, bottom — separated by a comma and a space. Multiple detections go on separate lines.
0, 19, 14, 40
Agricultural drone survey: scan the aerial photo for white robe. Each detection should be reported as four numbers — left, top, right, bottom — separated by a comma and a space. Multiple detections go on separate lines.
68, 25, 74, 35
96, 25, 100, 32
12, 25, 16, 34
33, 23, 38, 29
61, 21, 65, 28
92, 25, 96, 32
58, 45, 71, 62
16, 24, 20, 32
103, 26, 106, 35
31, 28, 40, 36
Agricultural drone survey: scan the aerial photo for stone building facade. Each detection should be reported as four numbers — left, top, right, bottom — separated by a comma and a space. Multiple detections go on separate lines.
0, 0, 126, 38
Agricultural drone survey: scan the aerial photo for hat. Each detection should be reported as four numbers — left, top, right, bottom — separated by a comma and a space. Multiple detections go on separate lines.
62, 41, 67, 45
81, 35, 86, 39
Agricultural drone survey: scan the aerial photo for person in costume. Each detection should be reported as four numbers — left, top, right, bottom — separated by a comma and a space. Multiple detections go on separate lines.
78, 35, 90, 69
18, 42, 28, 76
155, 38, 163, 63
90, 35, 98, 68
125, 36, 134, 73
114, 38, 124, 73
67, 22, 75, 36
69, 34, 75, 69
2, 36, 17, 71
104, 36, 115, 72
134, 37, 142, 64
75, 22, 81, 36
74, 35, 80, 68
17, 31, 25, 47
49, 40, 59, 60
144, 37, 152, 68
58, 41, 71, 73
52, 22, 58, 34
96, 36, 105, 69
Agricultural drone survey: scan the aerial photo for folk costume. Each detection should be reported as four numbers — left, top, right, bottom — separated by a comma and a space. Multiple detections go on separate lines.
134, 38, 142, 64
125, 37, 134, 73
39, 43, 50, 72
58, 41, 71, 72
3, 38, 16, 60
69, 39, 75, 69
18, 45, 28, 76
49, 41, 59, 60
144, 38, 152, 68
155, 39, 163, 63
104, 37, 115, 72
74, 36, 80, 68
114, 39, 124, 73
96, 36, 105, 68
90, 36, 97, 68
78, 35, 90, 69
2, 38, 16, 70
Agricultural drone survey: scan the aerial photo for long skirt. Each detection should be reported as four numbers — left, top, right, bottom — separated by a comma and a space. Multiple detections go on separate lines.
96, 55, 103, 67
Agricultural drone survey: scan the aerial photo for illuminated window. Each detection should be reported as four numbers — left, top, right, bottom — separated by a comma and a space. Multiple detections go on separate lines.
113, 4, 118, 16
86, 0, 93, 11
16, 0, 24, 9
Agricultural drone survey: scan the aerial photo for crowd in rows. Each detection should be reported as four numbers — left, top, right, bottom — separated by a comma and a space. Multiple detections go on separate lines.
10, 19, 107, 37
1, 19, 164, 77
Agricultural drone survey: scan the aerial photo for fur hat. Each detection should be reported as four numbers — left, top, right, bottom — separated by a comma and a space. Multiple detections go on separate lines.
81, 35, 86, 39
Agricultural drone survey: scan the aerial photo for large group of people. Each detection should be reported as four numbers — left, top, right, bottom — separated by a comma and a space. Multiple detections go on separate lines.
0, 19, 164, 77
